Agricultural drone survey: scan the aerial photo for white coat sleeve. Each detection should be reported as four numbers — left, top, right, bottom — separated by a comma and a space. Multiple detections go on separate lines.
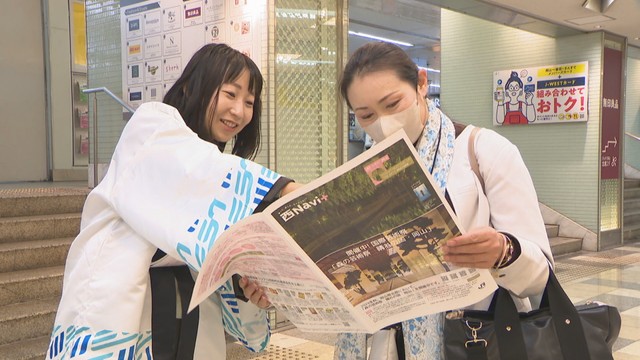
109, 104, 277, 351
475, 129, 553, 298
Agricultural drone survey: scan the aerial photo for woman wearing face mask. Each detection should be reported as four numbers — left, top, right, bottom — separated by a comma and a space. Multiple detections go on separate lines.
47, 43, 299, 360
334, 42, 552, 359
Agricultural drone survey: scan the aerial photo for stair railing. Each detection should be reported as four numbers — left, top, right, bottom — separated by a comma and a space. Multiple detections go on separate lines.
626, 132, 640, 177
82, 87, 135, 187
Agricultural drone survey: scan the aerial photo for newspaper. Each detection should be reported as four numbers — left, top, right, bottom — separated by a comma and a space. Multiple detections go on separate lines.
189, 131, 498, 333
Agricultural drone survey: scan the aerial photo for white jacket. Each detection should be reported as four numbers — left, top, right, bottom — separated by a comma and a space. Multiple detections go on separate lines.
448, 125, 553, 311
47, 102, 281, 359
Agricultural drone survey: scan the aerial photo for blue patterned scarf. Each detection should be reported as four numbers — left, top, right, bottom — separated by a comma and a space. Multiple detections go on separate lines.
334, 98, 456, 360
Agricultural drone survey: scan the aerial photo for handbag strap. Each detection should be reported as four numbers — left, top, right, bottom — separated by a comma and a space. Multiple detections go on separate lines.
545, 269, 591, 359
494, 287, 529, 359
467, 126, 486, 194
492, 268, 591, 360
150, 266, 199, 360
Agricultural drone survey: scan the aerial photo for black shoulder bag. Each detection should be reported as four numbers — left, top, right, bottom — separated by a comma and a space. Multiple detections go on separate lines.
444, 127, 621, 359
443, 267, 621, 360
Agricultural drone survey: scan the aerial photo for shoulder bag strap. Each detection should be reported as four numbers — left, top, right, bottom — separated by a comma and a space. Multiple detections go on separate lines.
468, 127, 486, 194
493, 268, 593, 360
546, 269, 593, 359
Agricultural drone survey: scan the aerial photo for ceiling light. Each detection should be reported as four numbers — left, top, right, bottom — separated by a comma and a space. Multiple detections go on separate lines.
419, 66, 440, 73
277, 53, 301, 62
566, 14, 614, 26
348, 31, 413, 47
323, 17, 335, 26
582, 0, 617, 13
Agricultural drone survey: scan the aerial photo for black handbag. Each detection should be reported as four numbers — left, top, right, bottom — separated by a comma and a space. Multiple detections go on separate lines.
444, 268, 621, 360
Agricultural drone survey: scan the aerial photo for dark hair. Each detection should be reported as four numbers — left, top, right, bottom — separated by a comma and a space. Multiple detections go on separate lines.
340, 42, 418, 109
163, 43, 263, 159
506, 71, 523, 90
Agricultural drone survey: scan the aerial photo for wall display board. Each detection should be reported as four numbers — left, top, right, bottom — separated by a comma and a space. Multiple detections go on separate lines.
600, 47, 622, 180
120, 0, 265, 109
492, 62, 589, 126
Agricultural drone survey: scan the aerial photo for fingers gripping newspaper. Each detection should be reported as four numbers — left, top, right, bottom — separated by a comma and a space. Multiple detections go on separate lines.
189, 132, 497, 333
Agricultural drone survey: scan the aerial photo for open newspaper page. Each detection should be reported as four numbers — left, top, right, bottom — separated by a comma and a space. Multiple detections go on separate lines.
189, 132, 497, 333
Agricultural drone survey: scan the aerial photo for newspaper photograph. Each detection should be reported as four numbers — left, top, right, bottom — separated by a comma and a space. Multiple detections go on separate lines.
189, 132, 497, 333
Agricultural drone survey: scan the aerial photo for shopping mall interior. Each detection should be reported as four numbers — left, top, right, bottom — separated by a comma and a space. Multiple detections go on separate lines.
0, 0, 639, 358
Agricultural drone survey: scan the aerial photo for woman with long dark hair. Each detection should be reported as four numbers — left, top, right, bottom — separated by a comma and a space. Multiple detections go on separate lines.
47, 43, 297, 359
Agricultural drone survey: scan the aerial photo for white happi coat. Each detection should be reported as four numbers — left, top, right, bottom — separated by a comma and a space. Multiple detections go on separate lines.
47, 102, 281, 359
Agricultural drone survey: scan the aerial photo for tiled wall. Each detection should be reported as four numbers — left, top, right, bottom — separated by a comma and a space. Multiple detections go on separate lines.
441, 9, 603, 232
85, 0, 127, 164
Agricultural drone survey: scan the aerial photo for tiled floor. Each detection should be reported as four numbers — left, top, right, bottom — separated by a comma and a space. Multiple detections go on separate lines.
228, 243, 640, 359
557, 244, 640, 360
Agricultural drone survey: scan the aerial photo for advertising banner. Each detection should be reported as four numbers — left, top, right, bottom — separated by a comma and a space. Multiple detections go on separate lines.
493, 62, 589, 125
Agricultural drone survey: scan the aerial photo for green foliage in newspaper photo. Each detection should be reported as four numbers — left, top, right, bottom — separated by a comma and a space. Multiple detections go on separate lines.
271, 138, 461, 306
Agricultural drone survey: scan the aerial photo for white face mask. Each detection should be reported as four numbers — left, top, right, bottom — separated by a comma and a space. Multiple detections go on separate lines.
363, 96, 424, 144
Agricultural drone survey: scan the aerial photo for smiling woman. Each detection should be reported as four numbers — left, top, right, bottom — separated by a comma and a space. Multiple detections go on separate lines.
45, 43, 300, 360
207, 70, 256, 143
163, 43, 264, 159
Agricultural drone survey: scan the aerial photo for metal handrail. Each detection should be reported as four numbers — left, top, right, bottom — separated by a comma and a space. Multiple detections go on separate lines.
83, 87, 135, 113
82, 87, 134, 187
626, 132, 640, 142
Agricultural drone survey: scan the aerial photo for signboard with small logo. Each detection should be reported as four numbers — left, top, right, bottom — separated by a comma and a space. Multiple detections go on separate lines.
120, 0, 265, 109
492, 61, 589, 126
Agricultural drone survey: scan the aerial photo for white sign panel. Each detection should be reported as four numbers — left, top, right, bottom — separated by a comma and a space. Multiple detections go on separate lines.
121, 0, 266, 109
492, 62, 589, 125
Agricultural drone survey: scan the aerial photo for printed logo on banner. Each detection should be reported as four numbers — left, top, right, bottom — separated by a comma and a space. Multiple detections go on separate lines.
127, 16, 143, 39
163, 57, 182, 81
228, 17, 251, 43
144, 36, 162, 59
144, 11, 162, 35
129, 18, 140, 31
163, 32, 182, 56
145, 59, 162, 83
127, 63, 144, 85
127, 39, 144, 62
204, 0, 226, 23
145, 84, 163, 102
163, 6, 182, 31
184, 1, 204, 27
205, 22, 226, 44
128, 86, 144, 107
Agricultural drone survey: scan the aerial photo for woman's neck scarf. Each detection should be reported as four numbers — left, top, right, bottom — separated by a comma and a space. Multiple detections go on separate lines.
400, 98, 455, 360
334, 98, 456, 360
